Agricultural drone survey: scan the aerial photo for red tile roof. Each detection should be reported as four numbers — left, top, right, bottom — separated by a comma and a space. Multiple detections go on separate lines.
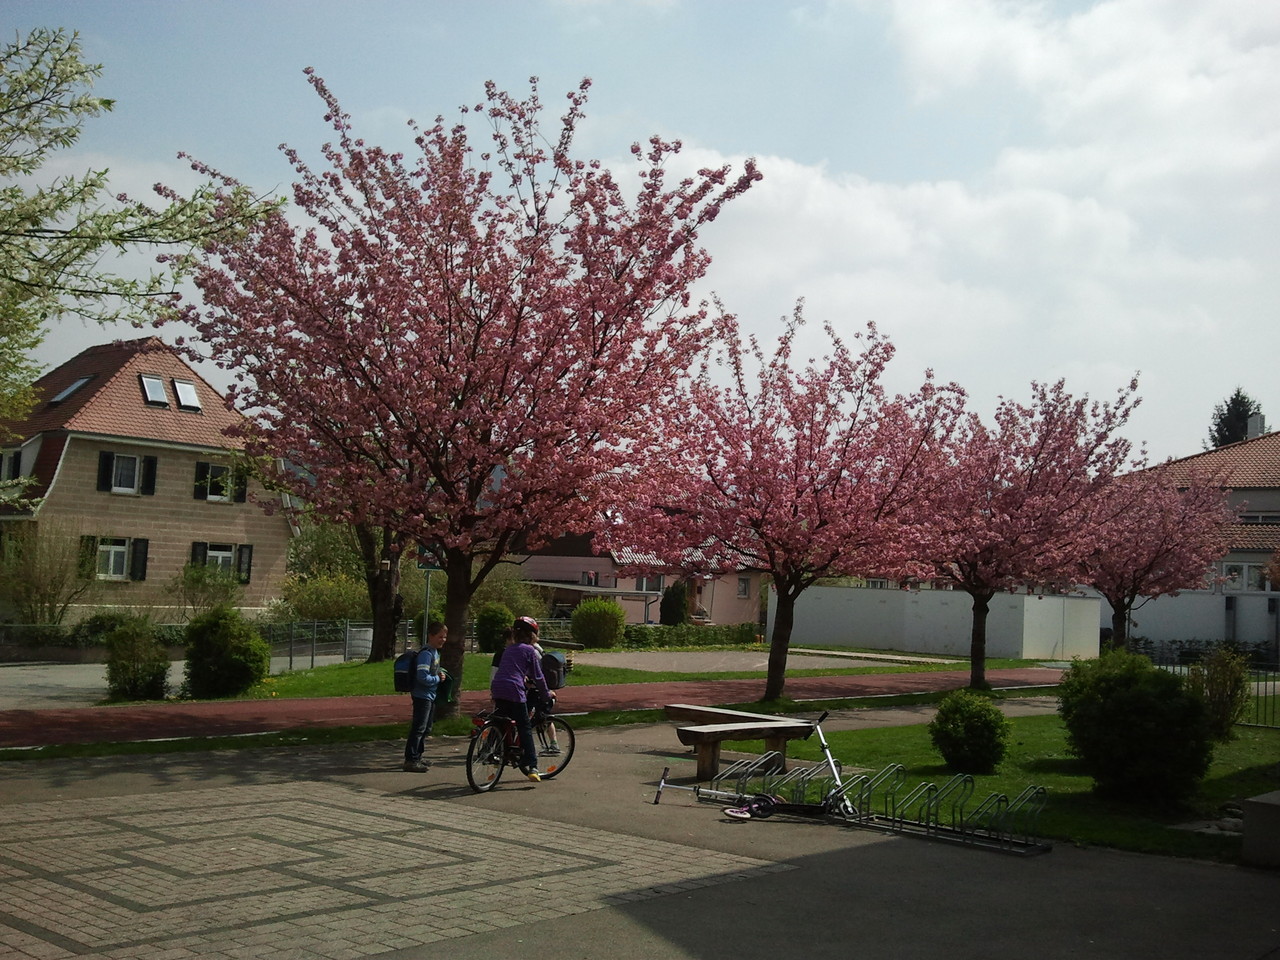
1160, 432, 1280, 488
0, 337, 245, 450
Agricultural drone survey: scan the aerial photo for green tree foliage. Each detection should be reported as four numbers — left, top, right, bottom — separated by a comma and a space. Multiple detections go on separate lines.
1207, 387, 1261, 448
104, 616, 169, 701
474, 602, 513, 654
1058, 650, 1213, 802
659, 580, 688, 626
570, 598, 627, 649
182, 606, 270, 699
0, 27, 273, 428
275, 573, 371, 621
927, 689, 1011, 774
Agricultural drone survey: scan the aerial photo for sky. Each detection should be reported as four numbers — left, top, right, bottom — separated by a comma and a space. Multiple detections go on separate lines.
10, 0, 1280, 463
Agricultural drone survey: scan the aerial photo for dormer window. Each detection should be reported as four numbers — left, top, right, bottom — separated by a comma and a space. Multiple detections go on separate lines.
172, 379, 201, 411
50, 376, 92, 404
140, 374, 169, 407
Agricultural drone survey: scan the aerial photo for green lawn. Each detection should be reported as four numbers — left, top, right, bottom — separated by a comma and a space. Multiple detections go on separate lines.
750, 714, 1280, 862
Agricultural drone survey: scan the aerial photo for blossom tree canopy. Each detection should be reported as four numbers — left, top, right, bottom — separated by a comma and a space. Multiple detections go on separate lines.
167, 71, 760, 670
921, 377, 1143, 689
1079, 464, 1235, 647
617, 306, 965, 701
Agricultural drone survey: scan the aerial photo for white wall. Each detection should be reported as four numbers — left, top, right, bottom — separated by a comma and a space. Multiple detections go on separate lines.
770, 585, 1100, 660
1102, 591, 1279, 645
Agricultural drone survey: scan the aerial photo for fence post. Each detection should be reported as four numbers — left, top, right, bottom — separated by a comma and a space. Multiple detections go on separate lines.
288, 621, 295, 671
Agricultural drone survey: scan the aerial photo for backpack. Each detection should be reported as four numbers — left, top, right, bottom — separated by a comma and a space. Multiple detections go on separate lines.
540, 650, 567, 690
393, 649, 419, 693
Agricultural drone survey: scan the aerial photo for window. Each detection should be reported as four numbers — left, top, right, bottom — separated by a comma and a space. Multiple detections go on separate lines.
581, 570, 599, 587
2, 450, 20, 480
206, 542, 235, 573
191, 541, 254, 583
112, 455, 139, 494
82, 536, 148, 581
194, 461, 247, 502
1221, 562, 1275, 593
173, 379, 201, 411
97, 452, 157, 496
737, 576, 751, 599
139, 374, 169, 406
50, 376, 92, 403
636, 574, 663, 593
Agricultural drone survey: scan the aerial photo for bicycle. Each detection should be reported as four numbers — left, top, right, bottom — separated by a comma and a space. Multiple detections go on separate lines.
466, 698, 576, 792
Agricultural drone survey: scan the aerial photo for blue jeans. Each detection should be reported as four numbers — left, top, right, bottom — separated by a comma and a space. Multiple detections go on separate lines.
493, 697, 537, 771
404, 695, 437, 763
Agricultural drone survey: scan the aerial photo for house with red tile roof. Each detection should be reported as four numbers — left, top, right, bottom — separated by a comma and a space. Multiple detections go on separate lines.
517, 531, 764, 627
0, 337, 293, 623
1120, 427, 1280, 649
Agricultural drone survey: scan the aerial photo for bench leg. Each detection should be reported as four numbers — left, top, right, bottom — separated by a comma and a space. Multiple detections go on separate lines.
694, 742, 721, 781
763, 736, 788, 772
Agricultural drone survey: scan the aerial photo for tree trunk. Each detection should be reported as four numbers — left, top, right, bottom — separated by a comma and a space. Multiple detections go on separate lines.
1110, 604, 1129, 651
355, 524, 403, 662
436, 550, 477, 720
763, 587, 797, 701
967, 589, 994, 690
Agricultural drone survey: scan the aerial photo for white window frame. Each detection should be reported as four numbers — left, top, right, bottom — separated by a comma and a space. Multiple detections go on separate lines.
205, 463, 231, 502
140, 374, 169, 406
173, 378, 201, 411
111, 454, 140, 494
636, 574, 664, 593
97, 538, 129, 580
206, 542, 235, 573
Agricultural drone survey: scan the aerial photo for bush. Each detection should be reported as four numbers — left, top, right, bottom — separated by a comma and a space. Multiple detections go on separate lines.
928, 689, 1011, 774
67, 611, 134, 648
1186, 646, 1252, 741
571, 598, 626, 649
474, 602, 513, 654
622, 622, 758, 648
183, 606, 271, 699
659, 581, 688, 626
1058, 650, 1213, 802
104, 617, 170, 701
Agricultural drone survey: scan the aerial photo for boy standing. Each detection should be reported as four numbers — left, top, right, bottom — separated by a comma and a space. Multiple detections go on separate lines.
403, 621, 448, 772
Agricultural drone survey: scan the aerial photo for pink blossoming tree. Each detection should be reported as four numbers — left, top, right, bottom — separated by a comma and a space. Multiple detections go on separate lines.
1078, 464, 1234, 648
920, 379, 1142, 689
167, 72, 760, 679
620, 308, 964, 701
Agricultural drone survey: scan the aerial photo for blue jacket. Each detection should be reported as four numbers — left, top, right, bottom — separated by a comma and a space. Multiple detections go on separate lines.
411, 646, 441, 700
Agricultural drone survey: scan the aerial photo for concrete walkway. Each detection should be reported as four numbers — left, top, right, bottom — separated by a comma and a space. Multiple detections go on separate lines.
2, 654, 1277, 960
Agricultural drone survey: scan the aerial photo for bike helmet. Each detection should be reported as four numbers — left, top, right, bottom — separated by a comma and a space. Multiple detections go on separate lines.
512, 616, 539, 636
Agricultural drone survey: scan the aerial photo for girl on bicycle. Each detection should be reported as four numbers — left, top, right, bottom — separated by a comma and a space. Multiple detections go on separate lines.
489, 616, 553, 782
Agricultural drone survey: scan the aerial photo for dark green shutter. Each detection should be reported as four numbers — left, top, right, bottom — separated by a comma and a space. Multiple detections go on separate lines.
97, 452, 114, 491
236, 544, 254, 584
141, 457, 158, 496
129, 539, 149, 581
194, 461, 210, 500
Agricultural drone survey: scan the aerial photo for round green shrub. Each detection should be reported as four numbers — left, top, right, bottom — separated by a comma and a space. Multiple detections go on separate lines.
1058, 650, 1213, 802
104, 617, 170, 701
182, 606, 271, 699
474, 602, 513, 654
571, 598, 626, 649
927, 689, 1011, 774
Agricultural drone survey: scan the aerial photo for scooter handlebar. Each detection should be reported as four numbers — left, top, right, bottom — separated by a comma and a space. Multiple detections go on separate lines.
804, 711, 830, 739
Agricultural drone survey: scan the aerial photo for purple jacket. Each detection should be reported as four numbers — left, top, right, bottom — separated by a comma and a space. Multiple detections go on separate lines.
489, 642, 549, 703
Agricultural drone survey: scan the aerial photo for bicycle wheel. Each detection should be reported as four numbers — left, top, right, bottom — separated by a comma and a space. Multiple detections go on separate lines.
466, 721, 508, 792
535, 716, 575, 779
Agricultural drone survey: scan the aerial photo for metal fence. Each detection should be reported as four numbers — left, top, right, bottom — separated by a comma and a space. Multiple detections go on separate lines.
1157, 660, 1280, 730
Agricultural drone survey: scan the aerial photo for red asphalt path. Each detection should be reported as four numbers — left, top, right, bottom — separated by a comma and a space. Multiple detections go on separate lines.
0, 668, 1062, 748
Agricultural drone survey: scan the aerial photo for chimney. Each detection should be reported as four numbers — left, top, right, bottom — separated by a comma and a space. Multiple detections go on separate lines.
1247, 412, 1267, 439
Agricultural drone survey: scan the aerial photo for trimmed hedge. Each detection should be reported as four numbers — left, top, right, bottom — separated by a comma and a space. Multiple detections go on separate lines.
622, 622, 758, 649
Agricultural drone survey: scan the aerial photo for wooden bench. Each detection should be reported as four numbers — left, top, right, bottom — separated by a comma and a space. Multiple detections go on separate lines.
664, 703, 815, 781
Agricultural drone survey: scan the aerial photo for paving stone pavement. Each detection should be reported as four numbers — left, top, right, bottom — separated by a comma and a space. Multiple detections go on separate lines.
0, 778, 786, 960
